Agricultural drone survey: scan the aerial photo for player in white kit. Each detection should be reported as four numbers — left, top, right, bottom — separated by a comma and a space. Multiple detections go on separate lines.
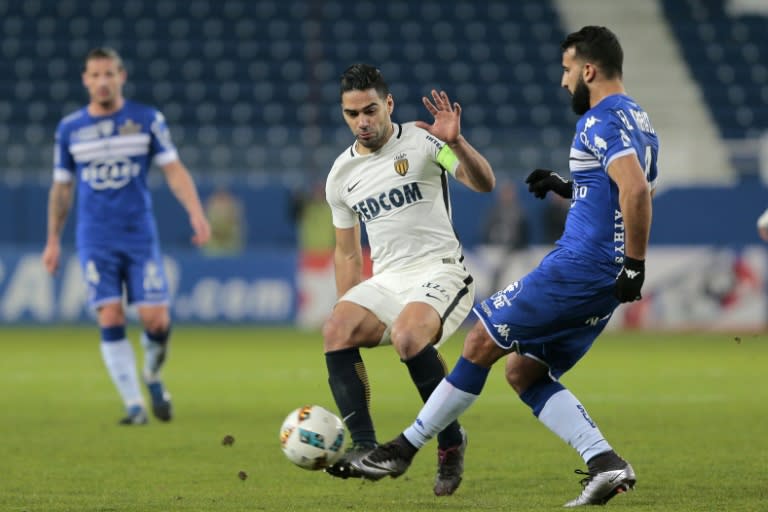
322, 64, 496, 496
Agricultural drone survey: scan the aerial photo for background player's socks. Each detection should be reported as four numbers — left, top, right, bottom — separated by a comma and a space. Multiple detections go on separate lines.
141, 329, 170, 382
100, 326, 144, 413
119, 404, 148, 425
140, 329, 173, 421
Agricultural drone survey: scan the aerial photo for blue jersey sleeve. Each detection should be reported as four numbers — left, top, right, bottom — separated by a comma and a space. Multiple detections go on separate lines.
53, 121, 75, 179
583, 114, 636, 172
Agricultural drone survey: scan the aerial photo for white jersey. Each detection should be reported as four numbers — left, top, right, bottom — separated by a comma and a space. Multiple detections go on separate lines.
326, 122, 463, 274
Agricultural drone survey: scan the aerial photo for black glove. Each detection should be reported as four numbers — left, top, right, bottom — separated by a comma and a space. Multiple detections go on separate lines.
525, 169, 573, 199
615, 256, 645, 303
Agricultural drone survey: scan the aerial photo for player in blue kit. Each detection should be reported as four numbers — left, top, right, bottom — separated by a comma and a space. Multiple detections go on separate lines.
42, 48, 211, 425
352, 26, 659, 507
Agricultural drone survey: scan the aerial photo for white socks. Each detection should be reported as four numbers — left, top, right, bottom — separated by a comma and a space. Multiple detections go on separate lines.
538, 389, 612, 463
100, 339, 144, 409
403, 378, 479, 448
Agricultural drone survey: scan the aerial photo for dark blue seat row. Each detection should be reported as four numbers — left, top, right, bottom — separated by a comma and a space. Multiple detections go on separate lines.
662, 0, 768, 140
0, 0, 573, 177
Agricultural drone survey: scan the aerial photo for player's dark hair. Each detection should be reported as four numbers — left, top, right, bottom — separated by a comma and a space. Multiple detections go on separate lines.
561, 26, 623, 79
84, 47, 124, 71
340, 64, 390, 99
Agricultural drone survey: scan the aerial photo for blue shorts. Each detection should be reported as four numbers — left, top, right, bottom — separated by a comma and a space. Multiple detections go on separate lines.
473, 248, 619, 379
78, 243, 170, 309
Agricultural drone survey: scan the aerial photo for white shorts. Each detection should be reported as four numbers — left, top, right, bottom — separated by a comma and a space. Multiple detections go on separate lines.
340, 258, 475, 347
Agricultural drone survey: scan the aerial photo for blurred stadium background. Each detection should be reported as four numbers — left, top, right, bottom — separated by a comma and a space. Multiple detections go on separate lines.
0, 0, 766, 330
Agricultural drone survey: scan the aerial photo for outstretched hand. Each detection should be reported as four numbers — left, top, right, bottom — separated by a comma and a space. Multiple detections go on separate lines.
414, 90, 461, 144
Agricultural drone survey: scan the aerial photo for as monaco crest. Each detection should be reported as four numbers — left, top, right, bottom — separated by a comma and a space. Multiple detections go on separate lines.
394, 156, 409, 176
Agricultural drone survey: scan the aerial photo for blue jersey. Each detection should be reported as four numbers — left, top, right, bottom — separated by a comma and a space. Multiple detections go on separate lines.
53, 100, 179, 248
558, 94, 659, 274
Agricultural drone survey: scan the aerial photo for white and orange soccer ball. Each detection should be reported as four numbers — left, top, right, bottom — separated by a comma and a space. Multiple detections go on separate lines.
279, 405, 345, 470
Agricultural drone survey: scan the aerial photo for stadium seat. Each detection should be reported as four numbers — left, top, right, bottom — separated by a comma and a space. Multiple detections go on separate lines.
662, 0, 768, 139
0, 0, 573, 176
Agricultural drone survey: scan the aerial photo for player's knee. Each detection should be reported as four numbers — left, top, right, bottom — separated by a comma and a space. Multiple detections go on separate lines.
389, 325, 428, 360
322, 315, 352, 351
505, 355, 550, 396
461, 323, 503, 367
98, 303, 125, 326
142, 312, 170, 334
505, 365, 526, 395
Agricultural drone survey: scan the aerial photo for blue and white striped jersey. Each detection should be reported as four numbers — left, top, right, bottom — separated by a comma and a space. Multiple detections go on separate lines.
53, 100, 179, 248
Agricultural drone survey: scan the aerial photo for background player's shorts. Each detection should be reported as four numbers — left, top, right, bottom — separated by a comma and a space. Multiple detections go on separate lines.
341, 258, 475, 347
78, 243, 170, 309
473, 248, 620, 378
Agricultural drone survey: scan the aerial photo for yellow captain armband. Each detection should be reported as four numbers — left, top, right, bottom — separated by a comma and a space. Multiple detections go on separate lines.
437, 144, 460, 177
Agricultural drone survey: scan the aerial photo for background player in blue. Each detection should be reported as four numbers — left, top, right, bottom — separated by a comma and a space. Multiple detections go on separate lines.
42, 48, 211, 425
352, 26, 659, 507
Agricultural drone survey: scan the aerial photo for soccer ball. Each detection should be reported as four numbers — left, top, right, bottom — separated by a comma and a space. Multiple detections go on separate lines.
279, 405, 345, 470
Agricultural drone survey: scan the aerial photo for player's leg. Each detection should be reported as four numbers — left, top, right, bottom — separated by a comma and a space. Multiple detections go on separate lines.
322, 298, 387, 478
510, 320, 635, 505
126, 244, 173, 422
390, 263, 475, 495
98, 302, 148, 425
353, 320, 508, 480
80, 248, 147, 425
137, 305, 173, 422
352, 266, 547, 479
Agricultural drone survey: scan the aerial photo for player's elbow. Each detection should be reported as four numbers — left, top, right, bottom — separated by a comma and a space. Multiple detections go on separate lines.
622, 179, 651, 203
470, 172, 495, 193
477, 173, 496, 193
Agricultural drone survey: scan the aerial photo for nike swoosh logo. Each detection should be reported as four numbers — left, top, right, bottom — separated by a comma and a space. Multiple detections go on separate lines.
608, 470, 625, 483
347, 180, 362, 192
425, 293, 442, 301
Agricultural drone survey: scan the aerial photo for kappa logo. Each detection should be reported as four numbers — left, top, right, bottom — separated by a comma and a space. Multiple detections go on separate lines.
625, 269, 641, 280
586, 312, 613, 326
347, 180, 362, 192
494, 323, 510, 341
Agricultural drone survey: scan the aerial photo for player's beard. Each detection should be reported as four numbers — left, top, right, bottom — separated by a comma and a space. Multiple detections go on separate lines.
357, 134, 382, 151
94, 88, 118, 111
357, 123, 391, 152
571, 76, 591, 115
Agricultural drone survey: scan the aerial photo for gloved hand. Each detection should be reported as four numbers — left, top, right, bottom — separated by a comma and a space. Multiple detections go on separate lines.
615, 256, 645, 303
525, 169, 573, 199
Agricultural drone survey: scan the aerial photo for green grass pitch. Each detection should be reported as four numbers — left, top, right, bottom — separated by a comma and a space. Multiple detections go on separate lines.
0, 326, 766, 511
